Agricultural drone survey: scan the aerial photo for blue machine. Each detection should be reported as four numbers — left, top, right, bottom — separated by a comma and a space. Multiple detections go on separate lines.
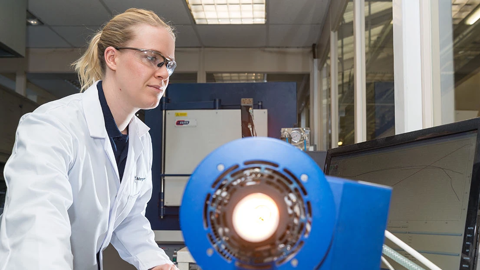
180, 137, 392, 270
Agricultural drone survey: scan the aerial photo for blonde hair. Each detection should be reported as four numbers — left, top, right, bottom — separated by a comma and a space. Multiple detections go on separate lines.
73, 8, 175, 92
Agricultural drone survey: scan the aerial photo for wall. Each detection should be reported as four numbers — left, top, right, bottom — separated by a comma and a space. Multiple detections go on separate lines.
0, 0, 26, 56
0, 48, 312, 74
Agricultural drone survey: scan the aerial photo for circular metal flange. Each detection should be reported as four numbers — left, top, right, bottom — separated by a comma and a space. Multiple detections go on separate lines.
180, 137, 336, 270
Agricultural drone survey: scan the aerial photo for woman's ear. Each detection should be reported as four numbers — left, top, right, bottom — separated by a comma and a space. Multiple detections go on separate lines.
104, 46, 118, 71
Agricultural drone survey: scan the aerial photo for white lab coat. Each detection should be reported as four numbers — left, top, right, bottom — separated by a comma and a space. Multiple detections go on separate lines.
0, 82, 172, 270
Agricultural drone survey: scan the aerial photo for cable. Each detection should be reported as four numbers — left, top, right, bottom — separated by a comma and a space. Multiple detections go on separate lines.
381, 256, 395, 270
247, 123, 254, 137
249, 108, 257, 136
385, 231, 442, 270
383, 245, 425, 270
248, 107, 257, 136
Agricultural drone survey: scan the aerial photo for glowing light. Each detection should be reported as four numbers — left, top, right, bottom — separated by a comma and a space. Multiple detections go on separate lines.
466, 7, 480, 25
232, 193, 279, 242
338, 141, 343, 146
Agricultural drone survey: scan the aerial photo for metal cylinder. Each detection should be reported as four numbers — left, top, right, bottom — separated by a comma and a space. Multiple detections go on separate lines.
214, 99, 221, 109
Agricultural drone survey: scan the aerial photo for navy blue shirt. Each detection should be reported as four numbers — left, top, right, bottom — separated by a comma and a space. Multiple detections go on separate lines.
97, 81, 129, 181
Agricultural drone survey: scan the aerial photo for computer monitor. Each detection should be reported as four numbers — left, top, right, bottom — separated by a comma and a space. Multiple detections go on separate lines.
324, 118, 480, 270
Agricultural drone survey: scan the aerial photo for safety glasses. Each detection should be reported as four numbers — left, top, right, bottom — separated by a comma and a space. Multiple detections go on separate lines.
115, 47, 176, 76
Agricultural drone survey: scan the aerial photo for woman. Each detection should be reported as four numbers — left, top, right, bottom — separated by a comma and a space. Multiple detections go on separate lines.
0, 8, 177, 270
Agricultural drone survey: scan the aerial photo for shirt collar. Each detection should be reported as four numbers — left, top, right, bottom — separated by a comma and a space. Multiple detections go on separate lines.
97, 81, 124, 138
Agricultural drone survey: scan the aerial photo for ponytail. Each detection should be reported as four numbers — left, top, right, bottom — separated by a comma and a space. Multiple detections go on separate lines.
72, 32, 103, 92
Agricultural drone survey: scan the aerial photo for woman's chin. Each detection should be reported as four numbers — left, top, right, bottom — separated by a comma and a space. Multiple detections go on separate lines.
141, 99, 161, 110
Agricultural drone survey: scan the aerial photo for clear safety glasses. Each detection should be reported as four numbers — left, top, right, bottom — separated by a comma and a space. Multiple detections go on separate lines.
115, 47, 176, 77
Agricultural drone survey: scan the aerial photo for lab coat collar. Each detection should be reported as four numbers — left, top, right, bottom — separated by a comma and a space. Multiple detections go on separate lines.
82, 81, 150, 139
82, 82, 107, 138
131, 115, 150, 138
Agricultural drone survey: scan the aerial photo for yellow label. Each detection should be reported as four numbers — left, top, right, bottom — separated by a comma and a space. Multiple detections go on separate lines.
175, 112, 188, 117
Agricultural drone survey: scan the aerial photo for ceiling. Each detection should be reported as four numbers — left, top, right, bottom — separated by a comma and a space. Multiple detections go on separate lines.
26, 0, 330, 49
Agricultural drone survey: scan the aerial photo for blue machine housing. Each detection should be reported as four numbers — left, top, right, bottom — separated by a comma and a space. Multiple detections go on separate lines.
180, 137, 391, 270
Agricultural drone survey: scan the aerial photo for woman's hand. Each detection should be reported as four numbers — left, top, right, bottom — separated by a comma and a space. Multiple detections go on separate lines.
151, 264, 178, 270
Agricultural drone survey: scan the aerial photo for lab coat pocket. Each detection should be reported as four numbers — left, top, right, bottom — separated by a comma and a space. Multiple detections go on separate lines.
115, 171, 146, 225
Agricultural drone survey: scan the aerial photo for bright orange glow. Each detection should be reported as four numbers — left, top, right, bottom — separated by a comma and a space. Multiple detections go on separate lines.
232, 193, 279, 242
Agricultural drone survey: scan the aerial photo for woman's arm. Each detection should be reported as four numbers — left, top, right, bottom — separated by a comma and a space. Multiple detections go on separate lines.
0, 112, 74, 269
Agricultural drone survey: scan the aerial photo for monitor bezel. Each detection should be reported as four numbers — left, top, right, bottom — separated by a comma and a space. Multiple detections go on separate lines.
324, 118, 480, 270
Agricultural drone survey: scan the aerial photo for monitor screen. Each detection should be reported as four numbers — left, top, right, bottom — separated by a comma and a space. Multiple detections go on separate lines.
325, 120, 480, 270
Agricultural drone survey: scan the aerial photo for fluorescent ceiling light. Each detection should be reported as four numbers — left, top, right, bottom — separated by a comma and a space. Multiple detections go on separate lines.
466, 6, 480, 25
186, 0, 266, 25
213, 73, 266, 82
